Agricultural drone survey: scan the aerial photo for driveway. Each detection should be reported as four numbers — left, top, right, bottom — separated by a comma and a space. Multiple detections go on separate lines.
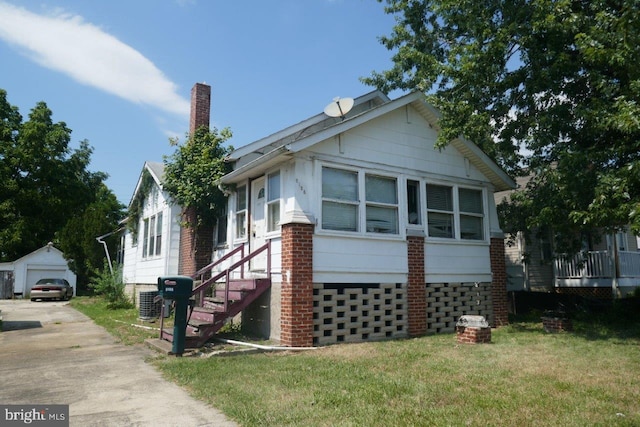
0, 300, 237, 427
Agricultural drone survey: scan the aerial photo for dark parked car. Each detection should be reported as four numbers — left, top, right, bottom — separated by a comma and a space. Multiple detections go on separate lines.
30, 278, 73, 301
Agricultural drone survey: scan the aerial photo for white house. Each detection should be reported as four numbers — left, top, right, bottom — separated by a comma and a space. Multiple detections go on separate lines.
0, 242, 77, 298
121, 161, 182, 304
193, 90, 517, 347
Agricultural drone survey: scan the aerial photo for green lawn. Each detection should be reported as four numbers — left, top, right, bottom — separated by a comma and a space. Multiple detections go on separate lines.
72, 296, 640, 426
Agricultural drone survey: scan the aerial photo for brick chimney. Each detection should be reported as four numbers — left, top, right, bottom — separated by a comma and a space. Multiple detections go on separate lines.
179, 82, 213, 276
190, 83, 211, 134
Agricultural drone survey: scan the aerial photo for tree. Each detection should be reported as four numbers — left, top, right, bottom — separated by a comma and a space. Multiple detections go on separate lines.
162, 126, 233, 227
364, 0, 640, 253
0, 89, 124, 289
56, 184, 124, 288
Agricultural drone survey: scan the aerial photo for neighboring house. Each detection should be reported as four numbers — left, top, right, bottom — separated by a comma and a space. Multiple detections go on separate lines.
494, 176, 640, 298
120, 161, 182, 304
207, 90, 516, 347
0, 242, 77, 298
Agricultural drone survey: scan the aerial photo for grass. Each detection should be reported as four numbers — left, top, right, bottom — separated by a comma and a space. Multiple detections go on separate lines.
71, 296, 640, 426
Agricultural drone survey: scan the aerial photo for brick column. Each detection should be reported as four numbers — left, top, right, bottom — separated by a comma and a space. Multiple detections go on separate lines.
490, 237, 509, 327
407, 234, 427, 336
280, 223, 314, 347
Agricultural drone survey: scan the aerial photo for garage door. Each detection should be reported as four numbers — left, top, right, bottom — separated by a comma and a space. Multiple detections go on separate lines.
25, 268, 66, 295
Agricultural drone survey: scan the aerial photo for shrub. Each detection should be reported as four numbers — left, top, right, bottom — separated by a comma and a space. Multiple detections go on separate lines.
89, 262, 132, 309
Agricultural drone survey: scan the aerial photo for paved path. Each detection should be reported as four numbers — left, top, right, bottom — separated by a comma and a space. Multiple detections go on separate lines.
0, 300, 237, 427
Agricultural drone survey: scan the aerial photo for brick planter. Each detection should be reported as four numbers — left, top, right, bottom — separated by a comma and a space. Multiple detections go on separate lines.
455, 315, 491, 344
541, 316, 573, 333
456, 326, 492, 344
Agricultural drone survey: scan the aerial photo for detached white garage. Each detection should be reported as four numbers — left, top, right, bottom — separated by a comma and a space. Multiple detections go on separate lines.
3, 242, 77, 298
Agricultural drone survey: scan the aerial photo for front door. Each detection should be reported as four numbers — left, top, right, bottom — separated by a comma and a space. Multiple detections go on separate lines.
250, 177, 267, 271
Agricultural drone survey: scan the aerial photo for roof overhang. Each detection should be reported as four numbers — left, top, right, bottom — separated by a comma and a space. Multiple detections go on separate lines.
220, 145, 292, 184
221, 91, 516, 192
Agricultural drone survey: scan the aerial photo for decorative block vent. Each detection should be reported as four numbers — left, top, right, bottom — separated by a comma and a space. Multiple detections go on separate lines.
426, 282, 493, 333
312, 283, 408, 345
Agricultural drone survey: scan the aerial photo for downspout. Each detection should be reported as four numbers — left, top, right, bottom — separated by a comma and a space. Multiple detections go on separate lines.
519, 232, 530, 292
96, 230, 122, 276
611, 233, 620, 299
214, 337, 317, 352
247, 177, 254, 254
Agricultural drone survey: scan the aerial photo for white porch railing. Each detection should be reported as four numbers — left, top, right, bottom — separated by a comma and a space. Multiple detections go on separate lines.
554, 251, 612, 279
554, 250, 640, 279
619, 251, 640, 278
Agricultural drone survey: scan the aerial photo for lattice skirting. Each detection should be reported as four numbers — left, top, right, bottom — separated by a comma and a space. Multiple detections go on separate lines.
426, 283, 493, 333
554, 286, 613, 299
312, 283, 408, 346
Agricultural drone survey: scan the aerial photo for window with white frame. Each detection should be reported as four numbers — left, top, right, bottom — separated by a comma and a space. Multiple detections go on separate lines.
267, 171, 281, 232
155, 212, 163, 254
406, 179, 421, 225
322, 167, 359, 232
235, 185, 247, 239
141, 212, 162, 258
426, 184, 454, 238
142, 218, 149, 255
426, 184, 484, 240
458, 188, 484, 240
321, 166, 399, 235
365, 174, 398, 233
215, 203, 228, 246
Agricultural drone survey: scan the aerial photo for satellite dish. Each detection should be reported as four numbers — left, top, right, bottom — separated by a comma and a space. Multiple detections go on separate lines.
323, 97, 354, 119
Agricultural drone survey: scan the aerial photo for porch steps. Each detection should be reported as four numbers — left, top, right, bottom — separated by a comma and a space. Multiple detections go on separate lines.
160, 277, 271, 348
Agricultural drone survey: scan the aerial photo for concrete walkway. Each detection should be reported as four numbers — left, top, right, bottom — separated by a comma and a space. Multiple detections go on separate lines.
0, 300, 237, 427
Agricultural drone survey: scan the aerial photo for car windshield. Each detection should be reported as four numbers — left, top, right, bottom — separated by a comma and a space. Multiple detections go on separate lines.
36, 279, 65, 286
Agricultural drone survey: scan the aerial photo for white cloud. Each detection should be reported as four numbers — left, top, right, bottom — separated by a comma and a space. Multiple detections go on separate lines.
0, 2, 190, 117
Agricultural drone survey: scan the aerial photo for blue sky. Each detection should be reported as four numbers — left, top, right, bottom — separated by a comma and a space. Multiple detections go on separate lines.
0, 0, 403, 205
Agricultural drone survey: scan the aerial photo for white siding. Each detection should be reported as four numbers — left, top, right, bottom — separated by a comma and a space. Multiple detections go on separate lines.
309, 107, 487, 183
293, 105, 496, 284
425, 242, 492, 283
314, 235, 407, 283
229, 103, 503, 285
122, 185, 181, 286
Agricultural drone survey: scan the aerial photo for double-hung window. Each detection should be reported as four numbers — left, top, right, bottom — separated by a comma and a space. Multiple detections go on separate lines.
458, 188, 484, 240
426, 184, 454, 238
235, 185, 247, 239
154, 212, 163, 254
267, 171, 281, 232
321, 166, 399, 235
141, 212, 163, 258
426, 184, 484, 240
142, 218, 149, 256
365, 174, 398, 234
322, 167, 359, 231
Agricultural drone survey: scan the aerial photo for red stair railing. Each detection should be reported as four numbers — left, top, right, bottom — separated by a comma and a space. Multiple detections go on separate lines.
159, 241, 271, 342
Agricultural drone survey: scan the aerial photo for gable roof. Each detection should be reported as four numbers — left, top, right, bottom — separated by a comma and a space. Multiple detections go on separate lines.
12, 242, 65, 264
227, 90, 390, 162
128, 161, 165, 207
221, 91, 516, 192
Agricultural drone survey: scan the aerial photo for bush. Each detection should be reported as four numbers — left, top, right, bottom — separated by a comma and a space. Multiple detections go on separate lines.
89, 262, 132, 309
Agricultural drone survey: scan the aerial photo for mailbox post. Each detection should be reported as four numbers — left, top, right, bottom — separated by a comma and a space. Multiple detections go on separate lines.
157, 276, 193, 355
